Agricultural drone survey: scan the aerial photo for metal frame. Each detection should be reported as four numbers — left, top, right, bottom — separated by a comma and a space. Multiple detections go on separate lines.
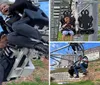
6, 47, 40, 81
50, 43, 84, 68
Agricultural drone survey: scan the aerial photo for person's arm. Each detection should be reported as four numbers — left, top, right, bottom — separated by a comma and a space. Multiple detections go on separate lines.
8, 0, 27, 14
62, 23, 67, 28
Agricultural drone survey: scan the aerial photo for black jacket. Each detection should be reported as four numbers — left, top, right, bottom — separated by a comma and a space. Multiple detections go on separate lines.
9, 0, 38, 14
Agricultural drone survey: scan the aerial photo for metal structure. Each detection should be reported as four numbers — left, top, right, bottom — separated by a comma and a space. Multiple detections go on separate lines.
50, 0, 98, 41
50, 43, 84, 68
50, 0, 69, 41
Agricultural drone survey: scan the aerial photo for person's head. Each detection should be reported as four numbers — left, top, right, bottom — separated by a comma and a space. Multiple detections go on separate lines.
64, 16, 70, 24
0, 3, 9, 15
78, 55, 83, 60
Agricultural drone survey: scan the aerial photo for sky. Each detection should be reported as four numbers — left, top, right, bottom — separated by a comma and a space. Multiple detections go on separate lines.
40, 2, 49, 16
0, 1, 49, 32
50, 42, 100, 54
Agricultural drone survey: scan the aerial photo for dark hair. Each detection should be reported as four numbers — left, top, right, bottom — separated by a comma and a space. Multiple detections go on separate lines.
78, 55, 83, 57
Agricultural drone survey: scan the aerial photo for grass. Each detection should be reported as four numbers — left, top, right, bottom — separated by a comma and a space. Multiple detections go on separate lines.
57, 32, 62, 41
95, 68, 100, 72
35, 76, 42, 82
51, 80, 94, 85
5, 60, 48, 85
32, 60, 45, 68
7, 81, 49, 85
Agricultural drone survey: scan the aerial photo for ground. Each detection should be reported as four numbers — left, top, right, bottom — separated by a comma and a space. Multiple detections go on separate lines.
3, 58, 49, 85
50, 59, 100, 85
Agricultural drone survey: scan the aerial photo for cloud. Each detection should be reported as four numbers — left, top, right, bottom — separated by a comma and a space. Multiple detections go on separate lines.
51, 43, 58, 48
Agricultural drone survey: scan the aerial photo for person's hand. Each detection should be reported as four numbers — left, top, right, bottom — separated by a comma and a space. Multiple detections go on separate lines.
0, 34, 7, 48
62, 24, 67, 28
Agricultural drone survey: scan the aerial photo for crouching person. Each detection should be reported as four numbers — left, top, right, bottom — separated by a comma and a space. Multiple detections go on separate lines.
74, 55, 88, 78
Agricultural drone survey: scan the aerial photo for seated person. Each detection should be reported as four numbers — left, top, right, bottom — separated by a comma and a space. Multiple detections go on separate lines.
61, 16, 74, 41
73, 55, 88, 78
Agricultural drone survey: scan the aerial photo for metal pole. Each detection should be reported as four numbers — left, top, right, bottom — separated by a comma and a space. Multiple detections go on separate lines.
74, 0, 79, 32
51, 44, 70, 53
88, 1, 98, 41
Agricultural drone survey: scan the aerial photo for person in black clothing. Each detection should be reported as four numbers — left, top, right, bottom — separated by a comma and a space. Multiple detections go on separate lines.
73, 55, 88, 78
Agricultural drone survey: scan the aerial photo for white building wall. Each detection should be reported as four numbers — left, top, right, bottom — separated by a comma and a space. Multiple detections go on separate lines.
85, 51, 99, 61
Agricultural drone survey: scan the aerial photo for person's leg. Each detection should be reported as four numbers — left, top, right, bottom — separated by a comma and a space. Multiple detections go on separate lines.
74, 66, 79, 78
69, 31, 74, 41
70, 35, 73, 41
80, 63, 87, 75
7, 32, 48, 53
0, 56, 9, 85
12, 18, 41, 40
0, 64, 4, 85
7, 32, 36, 48
62, 31, 68, 41
62, 31, 65, 41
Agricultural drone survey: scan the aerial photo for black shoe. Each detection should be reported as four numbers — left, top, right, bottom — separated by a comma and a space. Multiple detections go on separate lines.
83, 72, 87, 75
75, 75, 79, 78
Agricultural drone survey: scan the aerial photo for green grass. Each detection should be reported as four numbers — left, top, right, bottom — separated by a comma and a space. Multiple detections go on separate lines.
57, 32, 62, 41
35, 76, 42, 82
7, 81, 48, 85
51, 80, 94, 85
95, 68, 100, 72
32, 60, 45, 68
98, 30, 100, 34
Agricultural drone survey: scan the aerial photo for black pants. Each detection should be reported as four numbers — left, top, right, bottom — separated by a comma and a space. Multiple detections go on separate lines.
0, 56, 9, 85
7, 18, 41, 48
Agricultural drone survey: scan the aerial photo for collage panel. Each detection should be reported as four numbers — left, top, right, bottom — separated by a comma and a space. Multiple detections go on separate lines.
0, 0, 49, 85
50, 42, 100, 85
50, 0, 99, 41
